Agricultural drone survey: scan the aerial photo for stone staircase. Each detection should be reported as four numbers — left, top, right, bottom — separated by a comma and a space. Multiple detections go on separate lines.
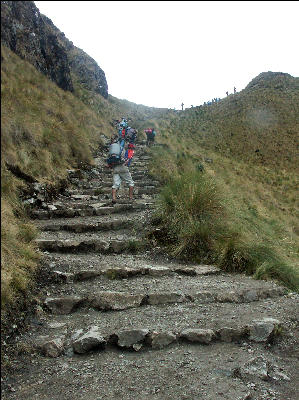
4, 143, 299, 400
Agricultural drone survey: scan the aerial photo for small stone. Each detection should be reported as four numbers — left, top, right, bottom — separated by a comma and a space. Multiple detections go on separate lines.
216, 291, 242, 303
132, 343, 143, 351
48, 322, 67, 329
72, 327, 106, 354
91, 291, 144, 311
116, 329, 149, 348
47, 204, 57, 211
44, 296, 84, 314
217, 327, 247, 342
52, 271, 73, 282
180, 329, 215, 344
147, 266, 170, 276
35, 336, 65, 358
248, 318, 282, 342
147, 292, 186, 305
148, 331, 177, 349
236, 356, 269, 381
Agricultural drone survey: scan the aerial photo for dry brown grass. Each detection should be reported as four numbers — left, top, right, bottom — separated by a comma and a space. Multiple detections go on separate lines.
1, 44, 114, 313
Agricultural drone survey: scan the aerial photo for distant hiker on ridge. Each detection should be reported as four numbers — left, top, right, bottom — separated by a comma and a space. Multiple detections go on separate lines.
234, 86, 236, 94
181, 102, 184, 110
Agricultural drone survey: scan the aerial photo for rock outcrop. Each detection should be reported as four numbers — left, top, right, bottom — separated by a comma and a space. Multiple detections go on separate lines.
1, 1, 108, 98
43, 14, 108, 99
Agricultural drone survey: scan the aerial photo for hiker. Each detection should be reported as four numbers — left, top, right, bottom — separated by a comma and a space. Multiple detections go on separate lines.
126, 127, 137, 144
106, 135, 134, 204
145, 128, 156, 147
120, 117, 128, 128
181, 102, 184, 110
226, 91, 229, 96
118, 124, 127, 151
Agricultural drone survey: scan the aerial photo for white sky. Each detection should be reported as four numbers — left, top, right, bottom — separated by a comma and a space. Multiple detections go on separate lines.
34, 1, 299, 109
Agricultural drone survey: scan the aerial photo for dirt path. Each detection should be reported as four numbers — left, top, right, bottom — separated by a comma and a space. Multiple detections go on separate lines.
2, 143, 299, 400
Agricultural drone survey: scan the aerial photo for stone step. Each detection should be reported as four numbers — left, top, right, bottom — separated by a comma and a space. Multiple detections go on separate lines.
42, 285, 286, 315
33, 315, 285, 357
35, 218, 137, 233
74, 176, 157, 185
49, 264, 220, 281
36, 289, 296, 340
134, 156, 152, 161
67, 185, 159, 196
33, 210, 150, 233
29, 202, 153, 219
68, 180, 160, 191
89, 186, 159, 195
40, 251, 221, 275
101, 168, 149, 175
35, 234, 145, 254
130, 162, 148, 167
31, 287, 298, 358
46, 198, 154, 210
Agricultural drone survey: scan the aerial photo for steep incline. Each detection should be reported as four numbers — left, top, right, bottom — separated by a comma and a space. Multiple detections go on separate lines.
2, 142, 299, 400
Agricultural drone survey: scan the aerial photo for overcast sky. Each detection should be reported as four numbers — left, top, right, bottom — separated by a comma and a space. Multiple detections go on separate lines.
35, 1, 298, 109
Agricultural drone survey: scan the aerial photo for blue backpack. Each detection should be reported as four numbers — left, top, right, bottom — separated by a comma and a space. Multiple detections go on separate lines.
107, 142, 123, 167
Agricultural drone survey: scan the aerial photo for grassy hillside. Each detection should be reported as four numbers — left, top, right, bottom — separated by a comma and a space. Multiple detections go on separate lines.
1, 45, 109, 181
1, 44, 116, 315
145, 73, 298, 290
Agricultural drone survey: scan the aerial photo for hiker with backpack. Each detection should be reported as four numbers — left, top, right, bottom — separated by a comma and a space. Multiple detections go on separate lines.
118, 125, 137, 152
126, 127, 137, 144
106, 135, 135, 204
119, 118, 128, 129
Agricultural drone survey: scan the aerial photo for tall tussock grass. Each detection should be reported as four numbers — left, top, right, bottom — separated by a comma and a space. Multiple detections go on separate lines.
219, 240, 299, 292
151, 147, 233, 262
156, 170, 231, 261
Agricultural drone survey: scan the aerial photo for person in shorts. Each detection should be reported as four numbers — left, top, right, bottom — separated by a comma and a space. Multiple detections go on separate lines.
107, 135, 134, 204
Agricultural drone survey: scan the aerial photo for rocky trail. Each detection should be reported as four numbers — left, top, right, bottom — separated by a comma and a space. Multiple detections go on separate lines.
2, 142, 299, 400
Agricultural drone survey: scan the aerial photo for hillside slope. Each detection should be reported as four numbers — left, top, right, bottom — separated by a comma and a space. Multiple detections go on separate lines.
151, 72, 299, 171
1, 43, 113, 318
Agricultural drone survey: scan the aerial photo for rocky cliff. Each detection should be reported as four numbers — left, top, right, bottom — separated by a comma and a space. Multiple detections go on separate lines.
1, 1, 108, 98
